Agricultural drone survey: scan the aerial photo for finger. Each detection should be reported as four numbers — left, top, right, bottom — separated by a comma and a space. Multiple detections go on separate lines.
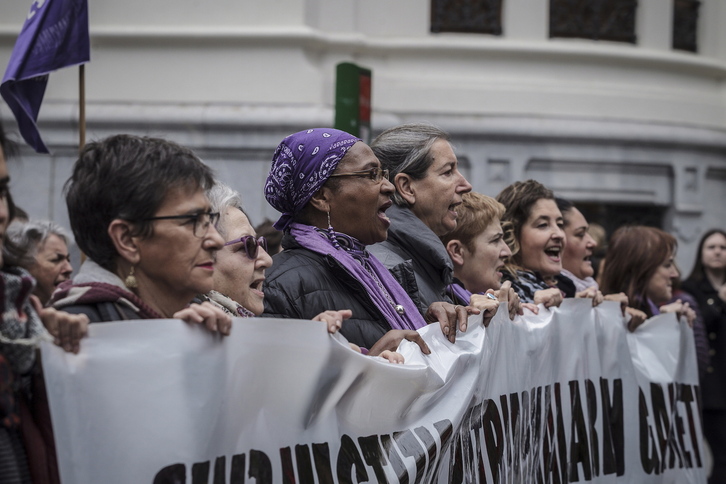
67, 318, 80, 352
405, 332, 430, 355
206, 305, 231, 334
381, 350, 404, 364
39, 307, 59, 338
427, 305, 446, 328
73, 316, 89, 353
324, 316, 342, 334
78, 314, 89, 337
522, 303, 539, 315
219, 313, 232, 336
175, 308, 202, 324
508, 298, 517, 319
431, 306, 451, 338
57, 313, 72, 352
29, 295, 44, 317
482, 306, 498, 328
466, 305, 481, 315
195, 303, 219, 331
445, 305, 459, 343
499, 281, 511, 304
458, 305, 469, 332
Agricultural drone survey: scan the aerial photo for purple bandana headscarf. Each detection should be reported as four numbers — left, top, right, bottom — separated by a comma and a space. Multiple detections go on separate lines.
265, 128, 361, 231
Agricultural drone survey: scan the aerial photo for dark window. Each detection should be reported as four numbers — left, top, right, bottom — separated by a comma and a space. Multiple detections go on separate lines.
430, 0, 503, 35
673, 0, 700, 52
549, 0, 637, 43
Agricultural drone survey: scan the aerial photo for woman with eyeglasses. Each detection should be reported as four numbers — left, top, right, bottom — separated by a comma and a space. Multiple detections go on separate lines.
199, 183, 405, 361
263, 128, 482, 355
51, 135, 231, 334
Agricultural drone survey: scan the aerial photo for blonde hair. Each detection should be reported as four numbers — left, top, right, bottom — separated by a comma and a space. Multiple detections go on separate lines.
440, 192, 504, 251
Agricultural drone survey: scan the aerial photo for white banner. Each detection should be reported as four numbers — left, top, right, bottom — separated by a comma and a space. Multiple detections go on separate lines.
41, 299, 706, 483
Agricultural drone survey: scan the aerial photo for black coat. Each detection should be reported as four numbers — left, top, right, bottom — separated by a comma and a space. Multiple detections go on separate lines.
682, 277, 726, 410
262, 234, 398, 350
368, 205, 458, 314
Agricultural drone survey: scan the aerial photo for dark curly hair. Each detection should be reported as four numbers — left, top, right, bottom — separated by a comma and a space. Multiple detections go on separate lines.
495, 179, 555, 271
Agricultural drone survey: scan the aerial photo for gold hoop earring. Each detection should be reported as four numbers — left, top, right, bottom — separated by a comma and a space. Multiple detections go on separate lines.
125, 266, 138, 289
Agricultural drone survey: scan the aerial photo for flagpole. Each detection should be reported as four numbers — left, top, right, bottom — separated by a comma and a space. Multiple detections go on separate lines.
79, 64, 86, 154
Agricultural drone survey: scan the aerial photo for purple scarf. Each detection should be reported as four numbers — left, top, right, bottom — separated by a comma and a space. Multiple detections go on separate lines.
289, 223, 426, 331
447, 281, 472, 305
265, 128, 361, 231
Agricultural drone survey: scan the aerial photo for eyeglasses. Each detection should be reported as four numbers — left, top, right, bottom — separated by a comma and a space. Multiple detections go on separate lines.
224, 235, 268, 259
142, 211, 220, 238
328, 167, 389, 183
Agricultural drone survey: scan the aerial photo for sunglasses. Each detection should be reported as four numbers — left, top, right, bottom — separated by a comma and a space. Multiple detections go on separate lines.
224, 235, 268, 259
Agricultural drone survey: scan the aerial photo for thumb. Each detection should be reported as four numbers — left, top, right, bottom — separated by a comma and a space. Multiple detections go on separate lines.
498, 281, 511, 304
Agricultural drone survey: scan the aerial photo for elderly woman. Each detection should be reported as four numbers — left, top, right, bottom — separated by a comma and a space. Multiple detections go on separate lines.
367, 123, 473, 312
51, 134, 231, 335
201, 182, 403, 362
198, 183, 273, 318
0, 127, 88, 484
5, 220, 73, 305
263, 128, 477, 353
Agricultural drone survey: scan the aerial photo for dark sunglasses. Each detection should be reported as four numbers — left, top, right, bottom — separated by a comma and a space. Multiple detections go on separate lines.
224, 235, 268, 259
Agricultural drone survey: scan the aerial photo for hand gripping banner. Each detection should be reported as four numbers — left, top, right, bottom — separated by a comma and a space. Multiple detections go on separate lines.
41, 299, 706, 483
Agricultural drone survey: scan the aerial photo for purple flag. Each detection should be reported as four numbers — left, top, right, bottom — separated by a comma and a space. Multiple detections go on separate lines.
1, 0, 89, 154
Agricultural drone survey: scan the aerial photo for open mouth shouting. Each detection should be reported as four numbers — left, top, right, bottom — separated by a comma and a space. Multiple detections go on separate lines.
250, 278, 265, 298
544, 245, 562, 263
449, 201, 462, 218
378, 200, 392, 227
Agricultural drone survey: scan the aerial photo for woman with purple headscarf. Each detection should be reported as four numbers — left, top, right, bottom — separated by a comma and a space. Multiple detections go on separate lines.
262, 128, 479, 354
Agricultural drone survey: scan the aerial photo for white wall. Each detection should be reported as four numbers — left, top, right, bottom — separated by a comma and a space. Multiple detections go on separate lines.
1, 0, 725, 273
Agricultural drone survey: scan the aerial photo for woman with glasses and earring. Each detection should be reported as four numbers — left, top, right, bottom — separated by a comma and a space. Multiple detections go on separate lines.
51, 135, 232, 335
263, 128, 481, 355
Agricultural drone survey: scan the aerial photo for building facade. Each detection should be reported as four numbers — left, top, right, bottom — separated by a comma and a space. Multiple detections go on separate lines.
1, 0, 725, 272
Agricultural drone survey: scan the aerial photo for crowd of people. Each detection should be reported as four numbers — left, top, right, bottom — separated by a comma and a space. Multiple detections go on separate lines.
0, 122, 724, 482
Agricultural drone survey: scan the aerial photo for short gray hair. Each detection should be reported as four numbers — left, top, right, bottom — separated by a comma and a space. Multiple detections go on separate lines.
4, 220, 70, 268
206, 182, 244, 239
370, 123, 451, 206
